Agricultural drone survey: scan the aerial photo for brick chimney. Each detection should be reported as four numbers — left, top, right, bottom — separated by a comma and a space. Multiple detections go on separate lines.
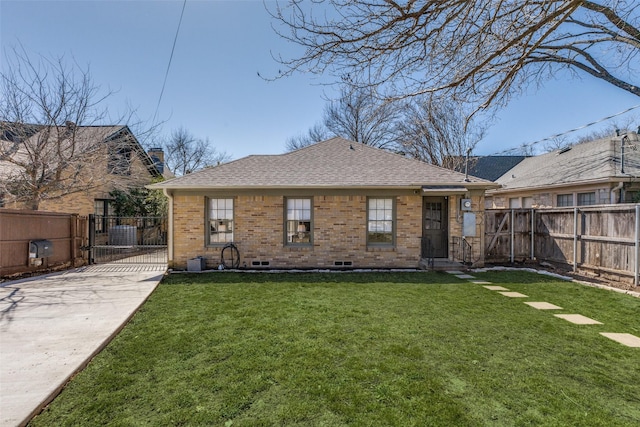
148, 147, 165, 174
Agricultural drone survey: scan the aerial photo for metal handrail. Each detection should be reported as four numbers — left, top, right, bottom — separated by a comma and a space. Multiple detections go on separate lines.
462, 237, 472, 266
421, 237, 435, 269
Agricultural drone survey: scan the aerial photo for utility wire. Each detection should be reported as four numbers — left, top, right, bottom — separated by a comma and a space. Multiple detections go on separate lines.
493, 103, 640, 155
153, 0, 187, 125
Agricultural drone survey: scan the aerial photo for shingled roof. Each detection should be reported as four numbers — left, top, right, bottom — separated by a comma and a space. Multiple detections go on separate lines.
494, 134, 640, 191
455, 156, 528, 181
151, 137, 497, 190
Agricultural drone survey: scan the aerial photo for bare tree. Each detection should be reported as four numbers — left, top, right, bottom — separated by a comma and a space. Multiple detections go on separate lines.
396, 95, 487, 169
0, 48, 144, 210
543, 136, 572, 153
285, 122, 330, 151
163, 127, 230, 176
323, 85, 401, 149
573, 118, 638, 144
285, 85, 401, 151
270, 1, 640, 113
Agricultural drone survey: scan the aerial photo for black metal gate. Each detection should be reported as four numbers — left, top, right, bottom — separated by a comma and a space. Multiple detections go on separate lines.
88, 215, 167, 264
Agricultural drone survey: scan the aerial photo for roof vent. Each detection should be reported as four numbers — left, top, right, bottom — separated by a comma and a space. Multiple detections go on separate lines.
558, 146, 572, 154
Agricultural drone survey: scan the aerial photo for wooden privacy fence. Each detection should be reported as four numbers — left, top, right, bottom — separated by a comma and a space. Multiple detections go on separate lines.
0, 209, 88, 277
485, 206, 640, 285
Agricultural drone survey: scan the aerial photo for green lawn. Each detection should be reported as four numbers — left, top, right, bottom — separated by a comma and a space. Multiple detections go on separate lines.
30, 271, 640, 426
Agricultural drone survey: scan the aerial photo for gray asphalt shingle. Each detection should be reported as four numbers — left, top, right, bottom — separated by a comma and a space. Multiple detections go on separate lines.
495, 135, 640, 190
152, 137, 495, 190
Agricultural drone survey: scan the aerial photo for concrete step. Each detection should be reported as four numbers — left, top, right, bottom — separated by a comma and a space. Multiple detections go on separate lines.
419, 258, 466, 271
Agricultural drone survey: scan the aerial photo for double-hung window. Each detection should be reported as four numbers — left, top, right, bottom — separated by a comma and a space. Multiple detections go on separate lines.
285, 198, 312, 245
557, 194, 573, 207
368, 198, 395, 245
209, 198, 234, 244
577, 192, 596, 206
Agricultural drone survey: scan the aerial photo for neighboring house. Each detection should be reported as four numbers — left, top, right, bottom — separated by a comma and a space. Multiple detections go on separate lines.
150, 137, 499, 270
0, 123, 165, 216
486, 132, 640, 209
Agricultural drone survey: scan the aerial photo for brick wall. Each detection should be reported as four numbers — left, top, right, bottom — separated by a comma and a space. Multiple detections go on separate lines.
17, 147, 155, 216
170, 191, 485, 269
448, 193, 486, 266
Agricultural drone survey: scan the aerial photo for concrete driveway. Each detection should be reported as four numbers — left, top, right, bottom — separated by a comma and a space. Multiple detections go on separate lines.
0, 263, 166, 427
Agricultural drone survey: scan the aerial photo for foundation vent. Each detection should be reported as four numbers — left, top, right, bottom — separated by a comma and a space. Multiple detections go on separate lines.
251, 261, 271, 267
334, 261, 353, 267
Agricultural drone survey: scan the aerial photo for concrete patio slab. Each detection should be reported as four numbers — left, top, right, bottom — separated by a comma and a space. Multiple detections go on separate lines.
600, 333, 640, 347
499, 292, 529, 298
446, 270, 465, 275
455, 274, 476, 279
472, 281, 493, 284
0, 263, 166, 427
524, 302, 563, 310
483, 286, 509, 291
554, 314, 603, 325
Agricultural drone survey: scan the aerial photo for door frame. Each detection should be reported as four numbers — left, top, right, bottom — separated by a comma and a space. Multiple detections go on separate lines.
422, 196, 449, 259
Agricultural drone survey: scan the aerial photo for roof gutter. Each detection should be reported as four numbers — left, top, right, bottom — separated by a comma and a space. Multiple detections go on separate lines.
149, 182, 500, 192
488, 176, 638, 195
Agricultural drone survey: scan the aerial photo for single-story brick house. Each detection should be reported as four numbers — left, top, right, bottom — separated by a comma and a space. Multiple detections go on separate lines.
150, 137, 498, 270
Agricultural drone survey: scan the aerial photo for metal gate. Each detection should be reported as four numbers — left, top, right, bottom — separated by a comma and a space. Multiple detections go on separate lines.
88, 215, 167, 264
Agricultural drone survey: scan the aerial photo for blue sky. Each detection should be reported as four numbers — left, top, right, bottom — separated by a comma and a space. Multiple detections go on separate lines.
1, 0, 639, 160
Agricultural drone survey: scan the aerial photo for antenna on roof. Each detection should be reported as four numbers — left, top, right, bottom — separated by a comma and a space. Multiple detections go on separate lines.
463, 148, 471, 182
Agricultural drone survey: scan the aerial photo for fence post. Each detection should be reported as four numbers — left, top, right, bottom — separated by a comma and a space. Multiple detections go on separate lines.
573, 207, 578, 273
70, 214, 77, 267
633, 205, 640, 286
88, 214, 95, 265
530, 208, 535, 261
510, 209, 515, 264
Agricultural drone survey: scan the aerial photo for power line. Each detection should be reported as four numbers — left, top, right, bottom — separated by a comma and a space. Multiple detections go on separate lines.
153, 0, 187, 125
493, 103, 640, 155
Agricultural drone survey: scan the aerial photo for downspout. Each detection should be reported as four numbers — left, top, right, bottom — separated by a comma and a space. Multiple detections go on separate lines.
163, 188, 174, 267
611, 182, 624, 204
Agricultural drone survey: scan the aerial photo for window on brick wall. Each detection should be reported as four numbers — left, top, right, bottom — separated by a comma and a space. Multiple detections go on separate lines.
557, 194, 573, 207
94, 199, 110, 233
107, 145, 132, 176
367, 197, 395, 245
285, 198, 312, 245
577, 192, 596, 206
208, 198, 234, 244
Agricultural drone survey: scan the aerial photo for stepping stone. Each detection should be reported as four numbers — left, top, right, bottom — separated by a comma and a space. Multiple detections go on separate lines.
472, 281, 493, 284
455, 274, 476, 279
524, 302, 563, 310
554, 314, 602, 325
600, 333, 640, 347
483, 285, 509, 291
446, 270, 465, 275
499, 291, 528, 298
